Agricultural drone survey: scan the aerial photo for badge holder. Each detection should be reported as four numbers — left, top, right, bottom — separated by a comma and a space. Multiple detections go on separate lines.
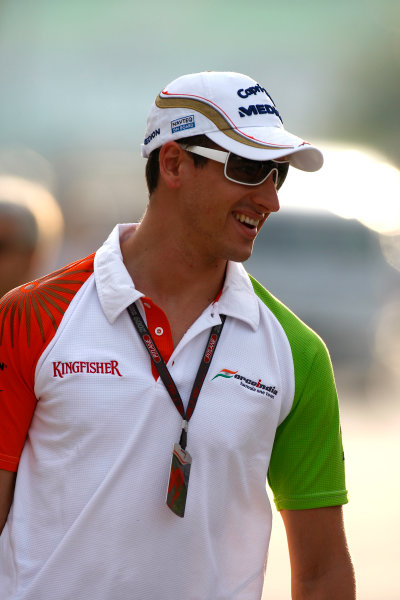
166, 442, 192, 517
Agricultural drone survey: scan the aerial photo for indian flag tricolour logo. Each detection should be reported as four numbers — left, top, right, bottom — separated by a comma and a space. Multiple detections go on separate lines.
212, 368, 238, 381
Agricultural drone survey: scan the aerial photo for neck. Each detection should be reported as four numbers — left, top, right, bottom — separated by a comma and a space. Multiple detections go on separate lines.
121, 212, 227, 315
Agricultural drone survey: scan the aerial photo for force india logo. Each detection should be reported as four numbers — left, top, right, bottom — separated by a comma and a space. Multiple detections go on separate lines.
212, 368, 278, 399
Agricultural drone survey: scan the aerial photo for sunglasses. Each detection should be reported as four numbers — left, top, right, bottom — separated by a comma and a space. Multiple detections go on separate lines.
180, 144, 289, 189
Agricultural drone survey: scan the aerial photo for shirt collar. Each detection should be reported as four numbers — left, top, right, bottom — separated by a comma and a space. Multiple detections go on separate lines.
217, 261, 260, 331
94, 224, 143, 324
94, 223, 260, 330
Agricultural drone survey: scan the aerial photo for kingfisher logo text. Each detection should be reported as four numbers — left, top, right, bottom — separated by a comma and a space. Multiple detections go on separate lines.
143, 335, 161, 363
204, 334, 218, 363
212, 368, 278, 399
53, 361, 122, 378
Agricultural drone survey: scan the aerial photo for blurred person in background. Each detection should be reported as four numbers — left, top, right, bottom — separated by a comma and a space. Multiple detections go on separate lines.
0, 201, 39, 297
0, 175, 64, 285
0, 71, 355, 600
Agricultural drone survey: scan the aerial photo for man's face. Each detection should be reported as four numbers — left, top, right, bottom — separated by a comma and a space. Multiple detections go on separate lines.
177, 150, 280, 265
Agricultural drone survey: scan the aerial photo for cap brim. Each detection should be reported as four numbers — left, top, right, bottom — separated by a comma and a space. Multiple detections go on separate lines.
205, 126, 324, 172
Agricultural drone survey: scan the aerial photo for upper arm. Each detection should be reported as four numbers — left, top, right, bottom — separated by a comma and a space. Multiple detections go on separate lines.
268, 340, 348, 511
0, 289, 40, 473
281, 506, 356, 599
0, 468, 17, 534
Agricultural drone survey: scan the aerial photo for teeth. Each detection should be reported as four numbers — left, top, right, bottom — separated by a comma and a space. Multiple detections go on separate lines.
234, 213, 259, 227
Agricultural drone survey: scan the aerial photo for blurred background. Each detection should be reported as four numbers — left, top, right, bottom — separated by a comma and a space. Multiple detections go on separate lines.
0, 1, 399, 597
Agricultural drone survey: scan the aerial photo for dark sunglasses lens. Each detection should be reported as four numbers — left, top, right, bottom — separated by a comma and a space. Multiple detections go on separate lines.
226, 153, 289, 188
276, 161, 289, 190
226, 154, 268, 185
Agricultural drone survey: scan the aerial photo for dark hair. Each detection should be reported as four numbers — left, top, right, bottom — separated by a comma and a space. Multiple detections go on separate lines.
145, 134, 215, 195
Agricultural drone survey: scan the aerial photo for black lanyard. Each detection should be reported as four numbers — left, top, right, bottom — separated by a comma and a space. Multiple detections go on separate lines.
127, 301, 226, 450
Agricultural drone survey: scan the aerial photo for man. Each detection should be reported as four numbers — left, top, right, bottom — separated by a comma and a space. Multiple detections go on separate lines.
0, 71, 355, 599
0, 201, 38, 298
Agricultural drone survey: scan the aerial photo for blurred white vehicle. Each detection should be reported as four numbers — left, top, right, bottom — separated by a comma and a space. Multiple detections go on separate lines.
246, 208, 400, 379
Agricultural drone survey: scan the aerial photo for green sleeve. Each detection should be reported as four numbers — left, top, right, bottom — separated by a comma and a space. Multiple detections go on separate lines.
250, 276, 348, 511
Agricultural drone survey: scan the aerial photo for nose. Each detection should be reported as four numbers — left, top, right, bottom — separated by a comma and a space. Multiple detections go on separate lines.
252, 172, 280, 213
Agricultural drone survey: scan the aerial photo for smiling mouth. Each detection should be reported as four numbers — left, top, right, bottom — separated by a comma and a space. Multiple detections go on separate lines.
233, 213, 261, 229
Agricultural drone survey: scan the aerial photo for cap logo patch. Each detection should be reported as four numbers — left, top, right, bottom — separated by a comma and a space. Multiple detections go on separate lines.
239, 104, 283, 123
237, 84, 269, 99
156, 92, 293, 151
144, 128, 161, 145
171, 114, 195, 134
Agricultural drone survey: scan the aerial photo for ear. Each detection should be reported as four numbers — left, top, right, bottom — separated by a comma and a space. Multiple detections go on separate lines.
158, 142, 188, 190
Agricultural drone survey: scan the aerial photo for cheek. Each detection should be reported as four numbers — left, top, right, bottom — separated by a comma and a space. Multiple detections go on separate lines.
185, 178, 218, 218
183, 164, 238, 224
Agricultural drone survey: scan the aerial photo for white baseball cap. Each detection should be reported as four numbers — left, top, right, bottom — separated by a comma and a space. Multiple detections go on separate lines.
141, 71, 323, 171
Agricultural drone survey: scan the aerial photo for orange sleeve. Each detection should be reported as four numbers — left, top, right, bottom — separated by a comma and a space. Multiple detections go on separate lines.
0, 254, 95, 471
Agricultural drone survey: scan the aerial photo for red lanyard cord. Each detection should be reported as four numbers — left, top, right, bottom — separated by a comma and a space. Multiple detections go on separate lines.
127, 302, 226, 449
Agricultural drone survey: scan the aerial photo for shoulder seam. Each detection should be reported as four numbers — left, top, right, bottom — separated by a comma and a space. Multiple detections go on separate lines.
0, 254, 95, 348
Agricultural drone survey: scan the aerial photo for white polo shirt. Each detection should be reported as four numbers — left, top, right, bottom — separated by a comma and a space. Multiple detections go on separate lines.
0, 224, 347, 600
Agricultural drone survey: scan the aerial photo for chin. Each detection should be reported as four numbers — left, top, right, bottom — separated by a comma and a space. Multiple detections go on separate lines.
226, 246, 254, 263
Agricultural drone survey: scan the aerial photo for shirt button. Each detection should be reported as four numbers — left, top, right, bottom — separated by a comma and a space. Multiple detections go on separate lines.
155, 327, 164, 336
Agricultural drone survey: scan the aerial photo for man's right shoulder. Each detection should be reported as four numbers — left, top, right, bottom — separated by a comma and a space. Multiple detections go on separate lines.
0, 253, 95, 351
